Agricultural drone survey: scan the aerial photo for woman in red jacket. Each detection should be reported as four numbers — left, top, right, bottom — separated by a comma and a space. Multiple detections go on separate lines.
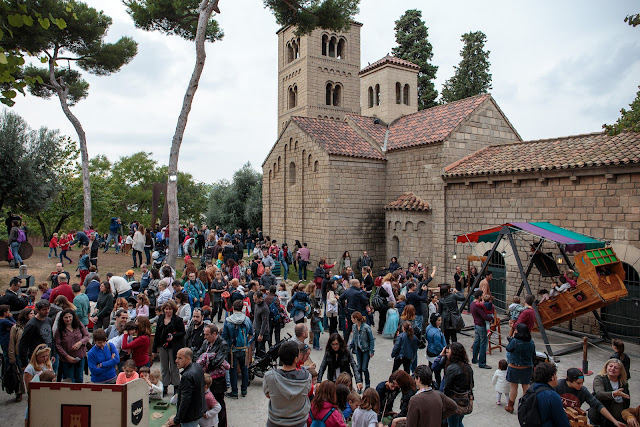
307, 380, 347, 427
122, 316, 151, 368
59, 233, 73, 265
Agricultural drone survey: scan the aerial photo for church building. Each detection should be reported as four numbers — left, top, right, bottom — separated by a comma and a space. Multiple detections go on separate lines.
262, 22, 640, 337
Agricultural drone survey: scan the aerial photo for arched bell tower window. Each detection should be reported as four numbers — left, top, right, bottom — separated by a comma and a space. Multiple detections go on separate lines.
337, 38, 346, 59
326, 83, 333, 106
329, 36, 337, 57
396, 82, 401, 104
332, 84, 342, 107
403, 84, 410, 105
368, 87, 374, 108
375, 84, 381, 106
288, 85, 297, 109
322, 34, 328, 56
288, 162, 296, 186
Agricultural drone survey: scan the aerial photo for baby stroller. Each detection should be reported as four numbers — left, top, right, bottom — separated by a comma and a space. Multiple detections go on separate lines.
248, 333, 292, 380
152, 239, 167, 269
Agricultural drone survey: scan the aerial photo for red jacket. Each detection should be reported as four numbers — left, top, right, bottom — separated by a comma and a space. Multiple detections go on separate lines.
121, 334, 150, 367
49, 237, 58, 248
516, 307, 536, 331
307, 401, 346, 427
49, 284, 74, 304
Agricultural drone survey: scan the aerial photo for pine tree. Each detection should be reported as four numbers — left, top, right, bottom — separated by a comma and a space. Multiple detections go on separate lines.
441, 31, 492, 103
391, 9, 438, 109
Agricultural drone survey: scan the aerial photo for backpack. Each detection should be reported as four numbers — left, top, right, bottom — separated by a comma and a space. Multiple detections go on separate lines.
222, 245, 234, 262
284, 249, 292, 264
309, 407, 335, 427
2, 362, 21, 394
278, 303, 291, 324
256, 262, 265, 277
231, 321, 249, 353
17, 229, 26, 243
242, 296, 252, 317
269, 298, 281, 322
517, 384, 549, 426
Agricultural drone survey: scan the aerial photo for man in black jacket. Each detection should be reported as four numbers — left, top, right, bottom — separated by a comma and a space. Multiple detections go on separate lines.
195, 324, 229, 427
0, 278, 28, 311
340, 279, 369, 342
186, 309, 206, 353
168, 347, 205, 427
253, 291, 270, 354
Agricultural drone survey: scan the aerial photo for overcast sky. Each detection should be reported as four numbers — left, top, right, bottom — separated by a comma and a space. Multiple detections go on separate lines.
12, 0, 640, 184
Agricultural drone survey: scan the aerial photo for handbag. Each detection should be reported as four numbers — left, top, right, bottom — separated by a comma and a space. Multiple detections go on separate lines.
452, 390, 474, 415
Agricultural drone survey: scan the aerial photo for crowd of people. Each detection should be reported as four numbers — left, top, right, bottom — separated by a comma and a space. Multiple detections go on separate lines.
0, 220, 638, 427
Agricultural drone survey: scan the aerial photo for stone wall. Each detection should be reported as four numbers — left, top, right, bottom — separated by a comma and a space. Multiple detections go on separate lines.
443, 170, 640, 334
262, 122, 331, 262
326, 156, 387, 272
383, 98, 520, 279
385, 211, 433, 268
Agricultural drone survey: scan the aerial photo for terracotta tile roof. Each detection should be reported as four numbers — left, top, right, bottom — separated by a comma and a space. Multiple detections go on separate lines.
347, 114, 388, 145
359, 54, 421, 75
292, 116, 384, 160
385, 94, 490, 151
385, 192, 431, 211
443, 131, 640, 177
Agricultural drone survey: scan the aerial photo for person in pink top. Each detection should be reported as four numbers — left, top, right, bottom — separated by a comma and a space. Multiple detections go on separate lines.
307, 380, 347, 427
116, 359, 139, 384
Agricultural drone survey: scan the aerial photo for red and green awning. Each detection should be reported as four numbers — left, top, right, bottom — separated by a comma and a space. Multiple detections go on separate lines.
456, 222, 606, 253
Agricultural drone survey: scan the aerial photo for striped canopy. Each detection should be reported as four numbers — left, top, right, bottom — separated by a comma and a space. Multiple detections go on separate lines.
456, 222, 605, 253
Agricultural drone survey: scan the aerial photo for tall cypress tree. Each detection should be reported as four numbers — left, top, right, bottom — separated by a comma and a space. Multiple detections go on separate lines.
392, 9, 438, 109
441, 31, 492, 103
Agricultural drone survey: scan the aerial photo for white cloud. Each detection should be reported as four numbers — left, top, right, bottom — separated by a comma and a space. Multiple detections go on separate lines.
10, 0, 640, 183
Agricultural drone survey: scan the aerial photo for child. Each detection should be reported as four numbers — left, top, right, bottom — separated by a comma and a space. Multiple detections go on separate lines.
611, 338, 631, 380
508, 296, 525, 329
200, 373, 222, 427
351, 388, 379, 427
538, 288, 551, 302
395, 294, 407, 317
59, 233, 72, 265
150, 306, 163, 326
116, 360, 139, 384
382, 301, 399, 338
325, 286, 338, 335
482, 294, 494, 333
48, 233, 59, 258
308, 368, 318, 400
141, 367, 164, 400
550, 278, 571, 297
492, 359, 510, 405
310, 308, 322, 350
344, 391, 361, 421
127, 300, 137, 320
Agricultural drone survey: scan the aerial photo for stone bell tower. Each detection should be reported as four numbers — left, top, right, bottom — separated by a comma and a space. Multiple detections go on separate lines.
276, 22, 363, 134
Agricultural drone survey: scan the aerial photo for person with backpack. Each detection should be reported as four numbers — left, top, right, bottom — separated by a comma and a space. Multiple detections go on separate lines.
8, 219, 24, 268
222, 299, 254, 399
518, 362, 569, 427
442, 342, 474, 427
307, 380, 347, 427
505, 323, 537, 413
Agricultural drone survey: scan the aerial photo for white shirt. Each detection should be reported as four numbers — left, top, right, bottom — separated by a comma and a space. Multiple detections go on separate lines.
110, 276, 132, 296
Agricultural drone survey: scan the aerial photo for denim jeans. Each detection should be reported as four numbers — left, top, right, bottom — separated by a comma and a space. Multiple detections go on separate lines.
282, 262, 289, 279
414, 314, 423, 332
472, 324, 488, 366
179, 420, 200, 427
229, 351, 248, 394
355, 350, 371, 387
298, 260, 308, 280
313, 333, 320, 349
11, 241, 23, 264
448, 413, 465, 427
61, 359, 84, 383
103, 232, 119, 253
48, 247, 58, 257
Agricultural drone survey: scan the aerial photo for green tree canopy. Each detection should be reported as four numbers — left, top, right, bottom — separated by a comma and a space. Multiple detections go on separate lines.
391, 9, 438, 109
206, 162, 262, 232
264, 0, 359, 35
604, 85, 640, 135
0, 109, 72, 216
441, 31, 492, 103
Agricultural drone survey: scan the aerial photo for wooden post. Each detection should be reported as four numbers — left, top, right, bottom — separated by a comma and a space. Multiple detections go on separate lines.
581, 337, 593, 375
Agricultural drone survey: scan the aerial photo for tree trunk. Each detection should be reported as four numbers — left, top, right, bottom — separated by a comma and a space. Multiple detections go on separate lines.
48, 56, 92, 231
35, 215, 49, 243
166, 0, 219, 268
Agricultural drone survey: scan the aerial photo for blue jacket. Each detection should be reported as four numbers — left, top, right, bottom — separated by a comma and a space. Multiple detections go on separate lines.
289, 291, 310, 319
339, 287, 369, 316
109, 218, 120, 234
391, 332, 418, 361
87, 342, 119, 383
506, 337, 536, 367
78, 254, 90, 271
350, 322, 375, 354
426, 324, 447, 355
85, 280, 101, 302
185, 279, 207, 302
531, 383, 570, 427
